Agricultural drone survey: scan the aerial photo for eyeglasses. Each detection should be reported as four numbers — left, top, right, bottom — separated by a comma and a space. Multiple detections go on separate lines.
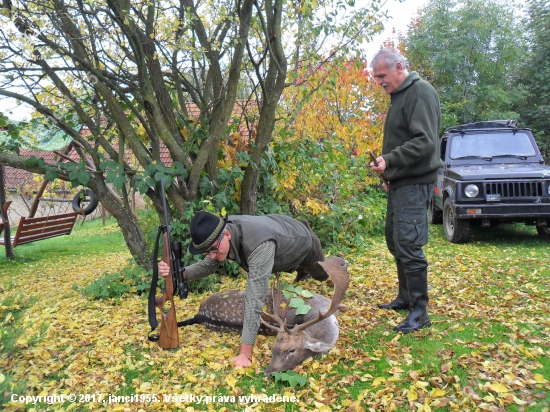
202, 231, 225, 256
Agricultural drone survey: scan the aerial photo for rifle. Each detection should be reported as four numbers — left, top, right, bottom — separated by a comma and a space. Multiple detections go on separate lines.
368, 150, 389, 188
147, 179, 188, 349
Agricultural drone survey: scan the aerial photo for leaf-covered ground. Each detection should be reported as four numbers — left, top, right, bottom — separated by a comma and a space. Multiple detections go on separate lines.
0, 220, 549, 411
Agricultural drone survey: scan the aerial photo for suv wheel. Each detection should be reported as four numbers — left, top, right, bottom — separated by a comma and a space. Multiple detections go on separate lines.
536, 221, 550, 240
443, 198, 471, 243
428, 198, 443, 224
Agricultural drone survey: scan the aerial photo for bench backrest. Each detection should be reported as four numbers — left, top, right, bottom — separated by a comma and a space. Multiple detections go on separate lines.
0, 212, 79, 247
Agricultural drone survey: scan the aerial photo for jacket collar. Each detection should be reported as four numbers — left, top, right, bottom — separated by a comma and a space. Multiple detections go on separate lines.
226, 223, 240, 263
392, 71, 420, 95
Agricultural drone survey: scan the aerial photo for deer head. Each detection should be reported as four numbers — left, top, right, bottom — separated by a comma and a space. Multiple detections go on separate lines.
261, 257, 349, 376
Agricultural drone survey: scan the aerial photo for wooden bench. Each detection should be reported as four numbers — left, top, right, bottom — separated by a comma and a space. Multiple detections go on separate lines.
0, 212, 79, 248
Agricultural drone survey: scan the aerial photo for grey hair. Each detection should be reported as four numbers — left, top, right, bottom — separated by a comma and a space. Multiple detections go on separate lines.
369, 48, 408, 70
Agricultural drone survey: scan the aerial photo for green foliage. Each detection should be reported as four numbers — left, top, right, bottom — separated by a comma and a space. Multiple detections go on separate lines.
272, 370, 308, 388
81, 261, 150, 300
281, 282, 313, 315
265, 138, 386, 249
516, 0, 550, 159
405, 0, 527, 130
64, 161, 91, 186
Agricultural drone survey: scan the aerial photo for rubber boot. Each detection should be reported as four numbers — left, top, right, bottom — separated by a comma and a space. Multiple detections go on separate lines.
292, 268, 311, 283
378, 262, 409, 310
293, 256, 346, 283
394, 270, 431, 333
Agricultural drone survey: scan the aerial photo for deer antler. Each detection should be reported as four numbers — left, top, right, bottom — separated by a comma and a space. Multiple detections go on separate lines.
289, 257, 349, 334
261, 274, 292, 334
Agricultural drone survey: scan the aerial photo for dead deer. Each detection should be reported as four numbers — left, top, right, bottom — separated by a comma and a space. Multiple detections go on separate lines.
177, 256, 349, 376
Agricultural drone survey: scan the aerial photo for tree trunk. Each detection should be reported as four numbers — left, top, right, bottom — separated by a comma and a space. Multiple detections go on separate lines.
0, 166, 14, 259
93, 182, 153, 271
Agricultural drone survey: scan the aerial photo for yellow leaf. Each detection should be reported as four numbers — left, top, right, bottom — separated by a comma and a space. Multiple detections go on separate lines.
226, 375, 237, 390
431, 388, 446, 397
184, 372, 197, 383
16, 337, 28, 346
139, 382, 152, 391
513, 396, 527, 405
534, 374, 548, 383
313, 402, 331, 411
372, 377, 385, 387
489, 382, 508, 393
408, 389, 418, 401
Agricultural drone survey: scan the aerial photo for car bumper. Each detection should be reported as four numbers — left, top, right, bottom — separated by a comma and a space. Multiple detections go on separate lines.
454, 203, 550, 219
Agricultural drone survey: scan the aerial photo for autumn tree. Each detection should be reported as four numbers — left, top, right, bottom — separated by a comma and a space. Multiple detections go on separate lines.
516, 0, 550, 158
404, 0, 527, 129
0, 0, 386, 268
269, 55, 388, 241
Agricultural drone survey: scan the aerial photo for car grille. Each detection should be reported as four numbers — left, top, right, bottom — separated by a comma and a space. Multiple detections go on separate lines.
485, 181, 543, 199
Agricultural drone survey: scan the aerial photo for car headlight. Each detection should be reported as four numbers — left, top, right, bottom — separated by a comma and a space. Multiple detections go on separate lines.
465, 184, 480, 198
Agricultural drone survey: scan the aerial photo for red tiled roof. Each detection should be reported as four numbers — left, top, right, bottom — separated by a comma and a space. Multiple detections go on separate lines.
4, 100, 259, 191
4, 145, 80, 192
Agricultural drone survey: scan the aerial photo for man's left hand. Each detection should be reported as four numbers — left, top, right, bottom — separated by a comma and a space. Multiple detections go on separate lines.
231, 353, 252, 368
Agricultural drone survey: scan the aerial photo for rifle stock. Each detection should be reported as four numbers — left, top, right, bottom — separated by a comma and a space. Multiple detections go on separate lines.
150, 179, 180, 349
155, 230, 179, 349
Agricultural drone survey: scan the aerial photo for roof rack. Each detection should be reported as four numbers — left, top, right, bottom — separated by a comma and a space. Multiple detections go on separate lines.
445, 120, 517, 133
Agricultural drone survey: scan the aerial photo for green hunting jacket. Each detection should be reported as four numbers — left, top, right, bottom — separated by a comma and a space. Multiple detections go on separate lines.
381, 71, 443, 189
226, 214, 313, 273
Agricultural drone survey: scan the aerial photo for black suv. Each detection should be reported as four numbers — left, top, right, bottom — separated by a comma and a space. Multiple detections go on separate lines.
430, 121, 550, 243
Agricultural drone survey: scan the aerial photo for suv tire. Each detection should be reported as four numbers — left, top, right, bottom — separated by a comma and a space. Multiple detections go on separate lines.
536, 221, 550, 240
443, 198, 471, 243
428, 198, 443, 224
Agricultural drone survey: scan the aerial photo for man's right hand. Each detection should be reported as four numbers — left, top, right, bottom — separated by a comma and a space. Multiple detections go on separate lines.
158, 261, 170, 277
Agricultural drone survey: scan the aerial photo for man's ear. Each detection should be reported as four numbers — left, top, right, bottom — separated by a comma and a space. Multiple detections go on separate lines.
224, 229, 231, 240
396, 62, 404, 74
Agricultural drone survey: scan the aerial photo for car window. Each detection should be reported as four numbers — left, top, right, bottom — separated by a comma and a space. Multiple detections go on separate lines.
449, 132, 536, 159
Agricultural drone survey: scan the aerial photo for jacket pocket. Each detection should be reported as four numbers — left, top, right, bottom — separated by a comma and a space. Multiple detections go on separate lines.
398, 207, 428, 247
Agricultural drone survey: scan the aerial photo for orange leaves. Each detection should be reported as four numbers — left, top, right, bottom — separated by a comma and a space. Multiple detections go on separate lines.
281, 57, 386, 156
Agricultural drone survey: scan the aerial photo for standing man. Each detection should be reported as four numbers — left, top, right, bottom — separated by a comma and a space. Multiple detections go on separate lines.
369, 48, 443, 333
158, 211, 346, 367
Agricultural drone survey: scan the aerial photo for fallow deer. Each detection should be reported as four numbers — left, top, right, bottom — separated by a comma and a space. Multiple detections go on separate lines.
177, 256, 349, 376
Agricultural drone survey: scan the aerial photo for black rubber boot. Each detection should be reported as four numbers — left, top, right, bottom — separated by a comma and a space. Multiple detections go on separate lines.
394, 270, 431, 333
292, 268, 311, 283
378, 262, 409, 310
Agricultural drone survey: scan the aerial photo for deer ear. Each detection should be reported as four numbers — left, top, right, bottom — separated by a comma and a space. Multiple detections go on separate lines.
304, 336, 333, 353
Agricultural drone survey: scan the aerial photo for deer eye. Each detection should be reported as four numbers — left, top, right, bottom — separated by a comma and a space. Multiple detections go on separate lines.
287, 348, 296, 357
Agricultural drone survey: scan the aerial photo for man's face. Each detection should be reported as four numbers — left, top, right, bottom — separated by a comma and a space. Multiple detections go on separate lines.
204, 230, 231, 261
372, 60, 405, 94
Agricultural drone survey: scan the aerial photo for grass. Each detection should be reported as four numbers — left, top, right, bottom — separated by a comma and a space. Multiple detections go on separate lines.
0, 217, 548, 411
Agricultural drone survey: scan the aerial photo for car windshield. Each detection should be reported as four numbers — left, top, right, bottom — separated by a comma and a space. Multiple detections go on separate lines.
449, 132, 536, 160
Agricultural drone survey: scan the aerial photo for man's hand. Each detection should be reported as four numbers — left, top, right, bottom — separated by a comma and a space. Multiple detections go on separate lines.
231, 353, 252, 367
369, 156, 389, 192
232, 343, 253, 368
159, 261, 170, 278
370, 155, 386, 173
